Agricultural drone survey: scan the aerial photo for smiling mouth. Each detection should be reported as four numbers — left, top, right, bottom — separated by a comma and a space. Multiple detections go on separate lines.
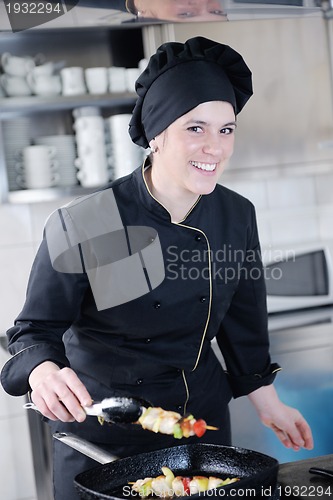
190, 161, 217, 172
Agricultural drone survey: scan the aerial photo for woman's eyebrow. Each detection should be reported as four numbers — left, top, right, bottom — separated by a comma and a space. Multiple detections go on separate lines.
184, 119, 237, 127
183, 119, 205, 124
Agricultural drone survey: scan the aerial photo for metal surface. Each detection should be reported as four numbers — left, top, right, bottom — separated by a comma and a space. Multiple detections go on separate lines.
54, 432, 118, 465
0, 1, 325, 30
26, 406, 54, 500
0, 93, 136, 119
278, 454, 333, 499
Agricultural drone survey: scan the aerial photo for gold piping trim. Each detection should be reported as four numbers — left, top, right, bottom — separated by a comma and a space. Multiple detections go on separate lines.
177, 196, 202, 224
141, 162, 202, 223
175, 223, 212, 372
182, 370, 190, 415
125, 0, 133, 14
141, 162, 211, 405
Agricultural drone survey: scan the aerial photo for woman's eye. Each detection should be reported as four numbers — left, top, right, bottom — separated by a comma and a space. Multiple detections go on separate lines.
188, 126, 203, 133
210, 10, 227, 16
177, 11, 195, 18
221, 127, 235, 135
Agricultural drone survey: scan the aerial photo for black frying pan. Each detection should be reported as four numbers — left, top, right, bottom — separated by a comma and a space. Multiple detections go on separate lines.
54, 433, 279, 499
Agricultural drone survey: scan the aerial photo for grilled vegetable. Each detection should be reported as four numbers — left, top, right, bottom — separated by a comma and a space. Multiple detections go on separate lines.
138, 408, 218, 439
132, 478, 153, 498
130, 467, 240, 498
189, 476, 209, 495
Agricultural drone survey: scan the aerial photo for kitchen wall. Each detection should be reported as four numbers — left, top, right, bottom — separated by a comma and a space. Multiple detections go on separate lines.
1, 15, 333, 500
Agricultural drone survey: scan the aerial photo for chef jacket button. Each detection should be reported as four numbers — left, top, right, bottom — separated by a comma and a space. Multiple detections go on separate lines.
195, 235, 202, 242
153, 302, 161, 309
200, 296, 206, 303
176, 369, 182, 374
177, 405, 183, 412
145, 338, 151, 344
136, 378, 143, 385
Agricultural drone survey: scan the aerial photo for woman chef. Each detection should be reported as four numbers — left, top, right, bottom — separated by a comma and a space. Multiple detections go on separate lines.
0, 37, 313, 500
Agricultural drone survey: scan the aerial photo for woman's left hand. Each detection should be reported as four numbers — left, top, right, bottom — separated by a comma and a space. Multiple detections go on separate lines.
248, 385, 314, 451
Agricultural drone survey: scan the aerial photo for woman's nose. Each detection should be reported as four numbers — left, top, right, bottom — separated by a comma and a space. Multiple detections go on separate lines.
202, 134, 223, 155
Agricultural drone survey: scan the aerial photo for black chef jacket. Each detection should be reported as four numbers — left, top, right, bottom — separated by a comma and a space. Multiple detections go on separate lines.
1, 163, 279, 450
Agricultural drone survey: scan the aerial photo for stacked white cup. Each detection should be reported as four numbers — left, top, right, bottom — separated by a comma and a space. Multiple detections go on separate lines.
85, 67, 108, 95
34, 134, 77, 187
108, 67, 127, 93
105, 114, 144, 179
60, 67, 86, 96
3, 118, 32, 190
73, 107, 110, 187
0, 52, 35, 96
16, 145, 59, 189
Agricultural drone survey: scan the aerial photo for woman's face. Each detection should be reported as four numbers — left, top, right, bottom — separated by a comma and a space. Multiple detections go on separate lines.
135, 0, 227, 22
152, 101, 236, 198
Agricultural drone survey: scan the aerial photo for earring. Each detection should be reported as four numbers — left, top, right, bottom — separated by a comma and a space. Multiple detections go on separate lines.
150, 142, 158, 153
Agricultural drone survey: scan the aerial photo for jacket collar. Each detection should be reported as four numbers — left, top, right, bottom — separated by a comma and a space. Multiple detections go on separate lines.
132, 158, 202, 223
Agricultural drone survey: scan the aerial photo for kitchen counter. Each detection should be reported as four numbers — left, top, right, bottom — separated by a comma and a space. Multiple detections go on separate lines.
278, 455, 333, 499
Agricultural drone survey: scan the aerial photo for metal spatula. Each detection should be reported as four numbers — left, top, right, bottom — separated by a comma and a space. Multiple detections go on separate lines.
24, 396, 150, 424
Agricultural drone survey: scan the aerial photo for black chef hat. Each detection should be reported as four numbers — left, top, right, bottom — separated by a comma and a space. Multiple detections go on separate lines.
129, 36, 253, 149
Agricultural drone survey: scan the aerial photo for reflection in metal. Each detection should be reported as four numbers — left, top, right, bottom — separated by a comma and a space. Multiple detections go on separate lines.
78, 0, 324, 25
0, 0, 324, 31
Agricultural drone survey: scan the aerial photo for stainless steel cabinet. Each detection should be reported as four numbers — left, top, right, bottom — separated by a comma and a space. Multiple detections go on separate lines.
223, 307, 333, 463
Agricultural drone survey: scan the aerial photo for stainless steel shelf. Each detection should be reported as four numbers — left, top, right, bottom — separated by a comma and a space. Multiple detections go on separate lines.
6, 185, 98, 204
0, 92, 136, 203
0, 92, 136, 118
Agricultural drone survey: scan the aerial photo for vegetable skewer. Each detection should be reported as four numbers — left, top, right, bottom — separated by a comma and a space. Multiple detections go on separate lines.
137, 407, 218, 439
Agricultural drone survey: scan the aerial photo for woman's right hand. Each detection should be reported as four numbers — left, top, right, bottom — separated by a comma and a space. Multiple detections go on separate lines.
28, 361, 93, 423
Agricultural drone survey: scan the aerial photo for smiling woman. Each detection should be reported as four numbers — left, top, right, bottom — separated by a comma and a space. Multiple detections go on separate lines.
144, 102, 237, 220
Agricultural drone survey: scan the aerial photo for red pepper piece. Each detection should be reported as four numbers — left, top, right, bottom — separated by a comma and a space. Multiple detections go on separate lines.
182, 477, 191, 496
193, 419, 207, 438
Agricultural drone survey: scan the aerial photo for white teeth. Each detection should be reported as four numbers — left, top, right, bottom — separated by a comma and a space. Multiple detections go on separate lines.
191, 161, 217, 172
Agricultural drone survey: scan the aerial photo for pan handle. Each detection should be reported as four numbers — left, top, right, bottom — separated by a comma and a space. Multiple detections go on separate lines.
53, 432, 119, 465
309, 467, 333, 480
